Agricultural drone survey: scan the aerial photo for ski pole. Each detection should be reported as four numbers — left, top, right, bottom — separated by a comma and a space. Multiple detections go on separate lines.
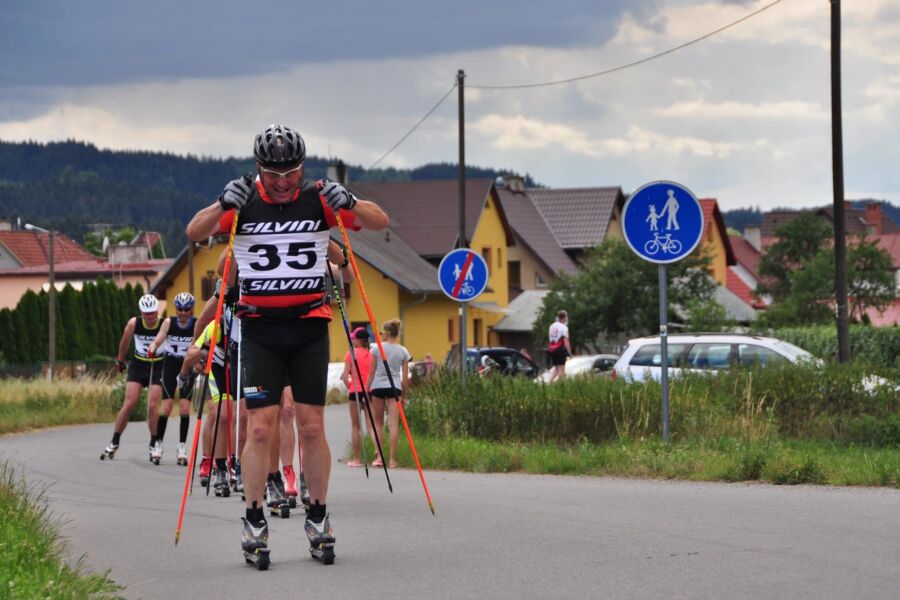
326, 262, 387, 488
333, 213, 434, 514
176, 207, 240, 545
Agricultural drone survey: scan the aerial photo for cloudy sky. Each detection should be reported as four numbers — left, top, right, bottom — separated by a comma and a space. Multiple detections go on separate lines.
2, 0, 898, 210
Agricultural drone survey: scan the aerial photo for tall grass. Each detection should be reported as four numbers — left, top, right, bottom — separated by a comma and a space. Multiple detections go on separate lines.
0, 462, 121, 599
407, 362, 899, 447
0, 375, 142, 435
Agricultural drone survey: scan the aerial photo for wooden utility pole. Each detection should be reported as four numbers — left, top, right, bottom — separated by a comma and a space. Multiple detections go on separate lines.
831, 0, 850, 362
457, 68, 467, 381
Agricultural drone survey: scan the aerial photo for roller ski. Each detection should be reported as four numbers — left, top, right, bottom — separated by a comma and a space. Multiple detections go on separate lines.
176, 443, 188, 467
149, 441, 162, 465
230, 458, 244, 497
241, 517, 270, 571
266, 477, 290, 519
305, 514, 335, 565
282, 466, 298, 509
99, 442, 119, 460
213, 466, 231, 497
199, 456, 212, 488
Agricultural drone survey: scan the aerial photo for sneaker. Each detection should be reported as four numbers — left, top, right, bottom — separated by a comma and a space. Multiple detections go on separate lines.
283, 465, 298, 497
305, 514, 335, 546
241, 517, 269, 552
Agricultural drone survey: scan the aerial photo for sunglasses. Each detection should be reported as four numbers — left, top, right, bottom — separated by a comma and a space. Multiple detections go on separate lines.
259, 164, 303, 181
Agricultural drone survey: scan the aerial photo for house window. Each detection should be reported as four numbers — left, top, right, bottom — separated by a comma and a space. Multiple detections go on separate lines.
201, 270, 217, 300
482, 247, 492, 275
497, 247, 503, 269
473, 318, 483, 346
535, 272, 548, 289
448, 319, 456, 342
508, 260, 521, 289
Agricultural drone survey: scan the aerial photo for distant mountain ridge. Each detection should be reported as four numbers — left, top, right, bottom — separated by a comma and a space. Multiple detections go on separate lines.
0, 139, 536, 253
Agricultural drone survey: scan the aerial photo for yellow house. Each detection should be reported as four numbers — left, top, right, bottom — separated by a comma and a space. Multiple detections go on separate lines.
698, 198, 736, 286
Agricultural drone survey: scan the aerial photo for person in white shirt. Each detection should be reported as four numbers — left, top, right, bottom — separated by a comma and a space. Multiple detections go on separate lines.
547, 310, 572, 382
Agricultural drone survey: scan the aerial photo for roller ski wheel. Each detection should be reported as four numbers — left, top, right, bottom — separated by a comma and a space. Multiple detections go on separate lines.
99, 443, 118, 461
244, 548, 270, 570
241, 517, 269, 570
306, 515, 335, 565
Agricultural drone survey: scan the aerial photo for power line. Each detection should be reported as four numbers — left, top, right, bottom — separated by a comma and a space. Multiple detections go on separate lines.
368, 84, 457, 170
468, 0, 787, 90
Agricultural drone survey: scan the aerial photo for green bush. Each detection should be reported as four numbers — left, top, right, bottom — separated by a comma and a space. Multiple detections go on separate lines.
772, 325, 900, 370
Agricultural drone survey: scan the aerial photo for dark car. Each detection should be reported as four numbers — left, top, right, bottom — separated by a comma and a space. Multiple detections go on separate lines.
445, 346, 539, 378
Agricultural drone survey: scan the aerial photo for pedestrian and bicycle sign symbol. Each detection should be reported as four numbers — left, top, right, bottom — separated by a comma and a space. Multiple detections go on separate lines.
621, 181, 704, 264
438, 248, 489, 302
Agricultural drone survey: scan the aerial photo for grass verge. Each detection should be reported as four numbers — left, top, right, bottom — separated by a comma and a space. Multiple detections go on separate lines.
0, 462, 121, 599
389, 435, 900, 487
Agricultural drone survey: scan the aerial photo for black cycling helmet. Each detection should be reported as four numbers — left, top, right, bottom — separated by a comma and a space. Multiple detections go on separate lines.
253, 123, 306, 166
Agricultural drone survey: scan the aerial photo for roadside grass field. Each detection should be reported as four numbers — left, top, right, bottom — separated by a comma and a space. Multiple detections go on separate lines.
390, 361, 900, 488
0, 462, 121, 599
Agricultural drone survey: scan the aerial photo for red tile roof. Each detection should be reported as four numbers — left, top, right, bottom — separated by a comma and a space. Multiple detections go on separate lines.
0, 231, 96, 266
863, 298, 900, 327
726, 268, 767, 309
729, 236, 761, 279
0, 258, 171, 277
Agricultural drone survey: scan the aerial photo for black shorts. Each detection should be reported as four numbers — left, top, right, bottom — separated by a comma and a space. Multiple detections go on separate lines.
241, 317, 329, 410
548, 347, 568, 366
347, 391, 369, 403
126, 359, 163, 387
370, 387, 401, 400
161, 355, 187, 400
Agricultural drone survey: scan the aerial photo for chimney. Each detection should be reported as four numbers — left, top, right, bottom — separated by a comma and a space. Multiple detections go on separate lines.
866, 203, 882, 235
505, 175, 526, 194
326, 160, 349, 185
744, 226, 762, 252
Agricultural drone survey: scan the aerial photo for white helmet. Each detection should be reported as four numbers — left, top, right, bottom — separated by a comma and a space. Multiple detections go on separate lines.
138, 294, 159, 313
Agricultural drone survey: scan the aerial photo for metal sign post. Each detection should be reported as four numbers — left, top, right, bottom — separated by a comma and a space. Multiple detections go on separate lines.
621, 181, 704, 444
438, 249, 489, 381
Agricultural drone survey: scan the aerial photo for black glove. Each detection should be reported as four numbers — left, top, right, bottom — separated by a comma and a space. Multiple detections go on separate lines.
115, 359, 127, 374
319, 179, 357, 211
219, 174, 253, 211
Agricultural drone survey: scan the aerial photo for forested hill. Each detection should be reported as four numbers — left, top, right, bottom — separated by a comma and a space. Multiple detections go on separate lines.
0, 139, 536, 254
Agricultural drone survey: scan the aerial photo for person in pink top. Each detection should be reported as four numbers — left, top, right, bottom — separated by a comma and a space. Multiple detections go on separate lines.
341, 327, 372, 467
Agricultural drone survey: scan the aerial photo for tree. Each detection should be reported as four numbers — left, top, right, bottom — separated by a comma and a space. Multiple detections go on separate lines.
533, 240, 717, 350
757, 213, 832, 302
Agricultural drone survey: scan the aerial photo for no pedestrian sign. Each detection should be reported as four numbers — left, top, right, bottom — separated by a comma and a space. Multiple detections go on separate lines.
621, 181, 705, 264
438, 249, 489, 302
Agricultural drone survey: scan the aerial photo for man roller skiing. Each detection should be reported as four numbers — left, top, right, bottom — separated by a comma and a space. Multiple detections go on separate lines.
100, 294, 165, 461
186, 123, 388, 566
149, 292, 197, 465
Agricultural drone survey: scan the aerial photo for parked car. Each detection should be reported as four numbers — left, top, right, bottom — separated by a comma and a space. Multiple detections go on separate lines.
327, 362, 348, 394
610, 333, 818, 383
445, 346, 539, 378
536, 354, 619, 383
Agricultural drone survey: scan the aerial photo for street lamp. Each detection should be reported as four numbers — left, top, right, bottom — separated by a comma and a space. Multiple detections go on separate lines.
24, 223, 55, 381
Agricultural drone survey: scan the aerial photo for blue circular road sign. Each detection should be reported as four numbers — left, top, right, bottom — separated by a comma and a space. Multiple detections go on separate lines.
438, 249, 489, 302
621, 181, 704, 264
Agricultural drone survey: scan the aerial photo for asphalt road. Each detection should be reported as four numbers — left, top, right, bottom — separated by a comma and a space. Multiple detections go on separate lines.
1, 405, 898, 599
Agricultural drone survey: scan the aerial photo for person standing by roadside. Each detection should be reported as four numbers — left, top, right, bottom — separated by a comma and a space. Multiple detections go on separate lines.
547, 310, 572, 382
342, 327, 372, 467
148, 292, 196, 465
100, 294, 164, 461
365, 319, 410, 469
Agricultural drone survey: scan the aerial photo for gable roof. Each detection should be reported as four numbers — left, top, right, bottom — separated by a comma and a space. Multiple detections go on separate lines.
699, 198, 736, 266
729, 236, 761, 280
494, 188, 577, 275
726, 268, 767, 309
0, 231, 96, 267
350, 179, 509, 258
527, 186, 624, 250
492, 289, 549, 332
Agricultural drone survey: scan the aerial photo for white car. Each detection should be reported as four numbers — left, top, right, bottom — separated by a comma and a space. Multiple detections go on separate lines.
327, 362, 348, 394
536, 354, 619, 383
610, 334, 818, 383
